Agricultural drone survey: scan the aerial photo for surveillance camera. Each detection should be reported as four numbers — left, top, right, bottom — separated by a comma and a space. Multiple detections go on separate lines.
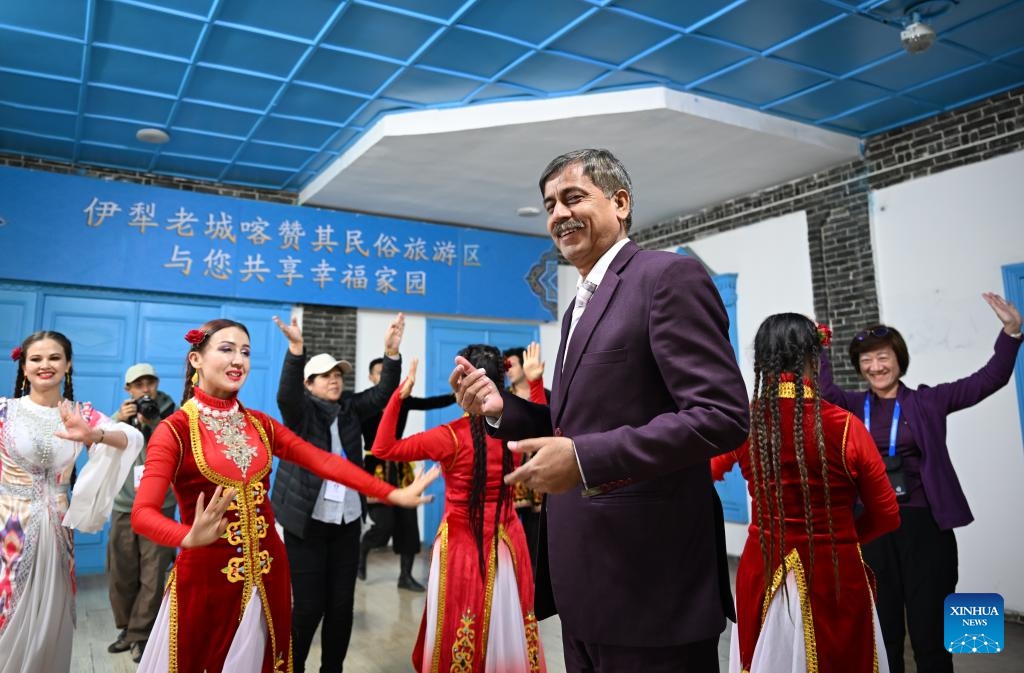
900, 21, 936, 54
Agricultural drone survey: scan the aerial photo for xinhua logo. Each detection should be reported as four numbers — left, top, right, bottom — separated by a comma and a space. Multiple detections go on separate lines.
944, 593, 1004, 654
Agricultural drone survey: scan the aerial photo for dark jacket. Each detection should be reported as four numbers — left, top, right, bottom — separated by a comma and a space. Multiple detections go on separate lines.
271, 351, 401, 538
820, 330, 1021, 530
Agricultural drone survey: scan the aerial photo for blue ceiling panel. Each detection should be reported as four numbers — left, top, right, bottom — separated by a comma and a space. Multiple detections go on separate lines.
273, 84, 365, 125
161, 128, 244, 161
696, 58, 828, 106
383, 67, 483, 104
590, 68, 664, 91
347, 98, 416, 130
78, 142, 156, 170
137, 0, 216, 20
0, 71, 80, 110
200, 25, 309, 79
154, 153, 230, 182
380, 0, 475, 22
252, 116, 340, 148
0, 0, 86, 39
0, 28, 83, 79
82, 115, 150, 146
695, 0, 843, 52
236, 142, 317, 170
870, 0, 1018, 34
460, 0, 591, 46
85, 87, 175, 125
1001, 50, 1024, 70
297, 48, 401, 96
500, 51, 609, 93
610, 0, 740, 31
183, 66, 281, 110
854, 42, 983, 91
769, 79, 891, 121
0, 130, 74, 160
322, 128, 359, 154
216, 0, 340, 40
92, 1, 204, 60
630, 34, 748, 83
772, 14, 902, 75
0, 104, 76, 138
173, 101, 259, 137
550, 9, 675, 66
418, 27, 530, 79
470, 82, 535, 103
322, 4, 441, 61
220, 163, 294, 188
824, 95, 937, 134
89, 47, 188, 96
943, 2, 1024, 58
907, 62, 1024, 107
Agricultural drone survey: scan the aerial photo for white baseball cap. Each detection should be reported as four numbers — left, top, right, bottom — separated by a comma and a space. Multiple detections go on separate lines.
303, 353, 354, 380
125, 363, 158, 385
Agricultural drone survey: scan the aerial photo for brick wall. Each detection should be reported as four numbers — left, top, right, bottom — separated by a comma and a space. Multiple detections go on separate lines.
634, 86, 1024, 387
297, 305, 360, 389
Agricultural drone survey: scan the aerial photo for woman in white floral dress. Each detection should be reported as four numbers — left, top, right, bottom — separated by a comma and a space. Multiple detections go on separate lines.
0, 331, 142, 673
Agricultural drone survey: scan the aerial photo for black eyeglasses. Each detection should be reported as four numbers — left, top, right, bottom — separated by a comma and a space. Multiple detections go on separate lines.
855, 327, 890, 341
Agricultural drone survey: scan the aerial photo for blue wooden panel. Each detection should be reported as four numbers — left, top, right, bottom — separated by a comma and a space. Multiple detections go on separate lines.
0, 289, 38, 397
1002, 262, 1024, 449
420, 318, 540, 544
43, 294, 139, 575
221, 302, 291, 424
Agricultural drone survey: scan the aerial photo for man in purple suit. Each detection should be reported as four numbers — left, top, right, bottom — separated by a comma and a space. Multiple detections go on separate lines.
451, 149, 750, 672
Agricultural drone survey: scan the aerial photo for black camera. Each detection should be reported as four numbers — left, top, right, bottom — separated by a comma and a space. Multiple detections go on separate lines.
134, 395, 161, 420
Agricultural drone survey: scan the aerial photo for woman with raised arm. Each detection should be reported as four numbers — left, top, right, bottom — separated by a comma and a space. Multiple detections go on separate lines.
0, 331, 143, 673
373, 344, 545, 673
711, 314, 900, 673
131, 319, 437, 673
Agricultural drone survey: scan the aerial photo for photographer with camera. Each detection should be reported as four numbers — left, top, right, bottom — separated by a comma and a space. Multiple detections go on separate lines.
106, 363, 177, 663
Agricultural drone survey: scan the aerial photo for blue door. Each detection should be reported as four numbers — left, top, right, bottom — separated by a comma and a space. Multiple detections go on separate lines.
0, 288, 38, 394
421, 319, 540, 544
1003, 263, 1024, 447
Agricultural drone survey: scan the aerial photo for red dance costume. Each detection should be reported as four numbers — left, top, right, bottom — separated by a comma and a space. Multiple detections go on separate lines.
373, 388, 545, 673
712, 382, 899, 673
132, 387, 393, 673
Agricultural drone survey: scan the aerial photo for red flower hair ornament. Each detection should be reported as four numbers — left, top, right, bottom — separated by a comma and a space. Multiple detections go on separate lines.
184, 329, 208, 347
503, 358, 513, 373
816, 323, 833, 347
10, 346, 22, 362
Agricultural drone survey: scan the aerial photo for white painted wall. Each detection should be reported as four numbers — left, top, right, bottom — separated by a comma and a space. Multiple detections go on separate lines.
871, 150, 1024, 611
659, 212, 816, 552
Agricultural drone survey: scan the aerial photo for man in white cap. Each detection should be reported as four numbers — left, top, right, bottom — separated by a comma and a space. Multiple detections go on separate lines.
271, 312, 406, 673
106, 363, 177, 663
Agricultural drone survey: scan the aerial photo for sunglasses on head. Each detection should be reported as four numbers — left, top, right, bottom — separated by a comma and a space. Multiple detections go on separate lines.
855, 327, 890, 341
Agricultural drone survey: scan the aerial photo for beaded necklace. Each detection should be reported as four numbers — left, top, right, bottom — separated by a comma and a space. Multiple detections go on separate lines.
16, 398, 63, 468
195, 398, 256, 474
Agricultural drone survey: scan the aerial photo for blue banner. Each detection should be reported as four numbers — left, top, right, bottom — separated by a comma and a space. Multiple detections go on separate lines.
0, 166, 558, 321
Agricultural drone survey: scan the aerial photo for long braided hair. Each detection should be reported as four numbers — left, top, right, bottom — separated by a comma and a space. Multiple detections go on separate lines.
749, 313, 839, 599
13, 331, 76, 401
458, 344, 515, 582
181, 319, 250, 405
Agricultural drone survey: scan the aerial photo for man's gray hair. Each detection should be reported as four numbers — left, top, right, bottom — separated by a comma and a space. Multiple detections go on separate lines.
538, 148, 634, 232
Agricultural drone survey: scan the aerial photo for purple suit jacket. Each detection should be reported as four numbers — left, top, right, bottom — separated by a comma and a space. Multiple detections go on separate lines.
819, 331, 1021, 530
495, 241, 750, 647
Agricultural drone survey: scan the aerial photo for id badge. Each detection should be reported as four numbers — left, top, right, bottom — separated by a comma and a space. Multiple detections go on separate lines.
882, 454, 908, 502
133, 464, 145, 489
324, 481, 347, 503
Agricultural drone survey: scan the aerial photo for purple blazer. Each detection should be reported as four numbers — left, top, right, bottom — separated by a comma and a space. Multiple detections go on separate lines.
494, 242, 750, 647
819, 331, 1021, 530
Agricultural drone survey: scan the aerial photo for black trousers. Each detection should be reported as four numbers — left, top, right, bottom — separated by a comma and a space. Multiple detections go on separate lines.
862, 506, 957, 673
562, 628, 720, 673
361, 503, 421, 554
285, 518, 361, 673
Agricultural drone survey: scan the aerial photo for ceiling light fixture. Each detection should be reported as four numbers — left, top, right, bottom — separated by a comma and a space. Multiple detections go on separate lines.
136, 127, 170, 144
516, 206, 541, 217
898, 0, 954, 54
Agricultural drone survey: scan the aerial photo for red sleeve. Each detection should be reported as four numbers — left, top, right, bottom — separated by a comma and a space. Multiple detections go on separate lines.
132, 420, 190, 547
372, 388, 458, 464
845, 414, 901, 544
528, 379, 547, 404
710, 449, 739, 481
268, 416, 394, 502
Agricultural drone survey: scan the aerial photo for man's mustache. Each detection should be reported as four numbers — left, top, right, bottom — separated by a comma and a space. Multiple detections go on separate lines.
552, 220, 584, 237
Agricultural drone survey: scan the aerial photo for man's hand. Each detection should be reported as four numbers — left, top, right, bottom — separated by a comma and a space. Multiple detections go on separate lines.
384, 313, 405, 355
400, 358, 419, 399
450, 355, 504, 418
273, 315, 304, 356
522, 341, 545, 382
116, 398, 138, 424
504, 437, 582, 494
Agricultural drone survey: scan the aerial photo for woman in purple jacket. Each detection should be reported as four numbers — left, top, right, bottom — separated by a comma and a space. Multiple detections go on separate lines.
819, 292, 1022, 673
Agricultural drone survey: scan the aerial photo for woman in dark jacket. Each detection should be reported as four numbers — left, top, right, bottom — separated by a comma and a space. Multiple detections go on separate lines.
819, 292, 1022, 673
270, 312, 407, 673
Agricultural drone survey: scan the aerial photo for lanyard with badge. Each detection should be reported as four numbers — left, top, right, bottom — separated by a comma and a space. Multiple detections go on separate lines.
865, 395, 908, 501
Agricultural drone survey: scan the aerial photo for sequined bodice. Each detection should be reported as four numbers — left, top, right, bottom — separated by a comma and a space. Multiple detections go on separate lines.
0, 397, 76, 496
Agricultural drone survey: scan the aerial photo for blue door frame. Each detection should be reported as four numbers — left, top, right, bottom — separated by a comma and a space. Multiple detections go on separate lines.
1003, 263, 1024, 448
